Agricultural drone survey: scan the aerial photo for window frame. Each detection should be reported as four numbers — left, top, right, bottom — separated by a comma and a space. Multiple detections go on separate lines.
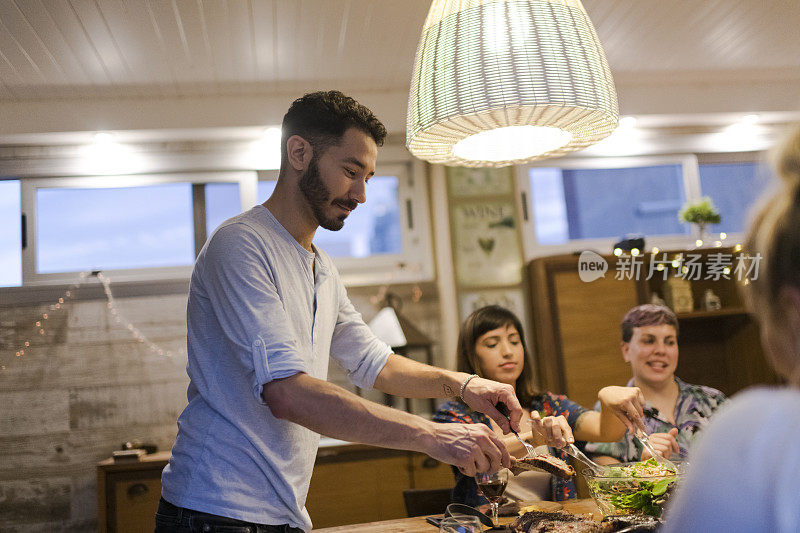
257, 160, 435, 286
20, 171, 257, 286
513, 153, 745, 259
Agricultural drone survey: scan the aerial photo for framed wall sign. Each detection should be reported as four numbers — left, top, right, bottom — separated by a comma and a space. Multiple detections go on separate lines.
450, 200, 523, 287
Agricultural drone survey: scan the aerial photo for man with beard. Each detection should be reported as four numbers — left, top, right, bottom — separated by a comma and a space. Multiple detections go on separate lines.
157, 91, 524, 533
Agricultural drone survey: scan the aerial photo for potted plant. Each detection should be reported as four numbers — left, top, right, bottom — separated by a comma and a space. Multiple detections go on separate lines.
679, 197, 721, 242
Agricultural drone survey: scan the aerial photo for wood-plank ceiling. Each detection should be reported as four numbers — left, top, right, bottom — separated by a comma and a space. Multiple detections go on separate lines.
1, 0, 798, 101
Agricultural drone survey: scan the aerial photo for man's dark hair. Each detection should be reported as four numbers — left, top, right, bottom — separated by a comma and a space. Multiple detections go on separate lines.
280, 90, 386, 164
620, 304, 679, 342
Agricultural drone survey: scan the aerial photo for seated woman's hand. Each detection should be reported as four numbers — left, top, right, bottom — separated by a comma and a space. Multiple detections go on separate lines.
530, 412, 574, 448
598, 385, 647, 434
640, 427, 679, 460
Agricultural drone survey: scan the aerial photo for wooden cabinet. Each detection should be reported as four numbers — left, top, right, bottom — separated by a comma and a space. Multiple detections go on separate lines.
527, 248, 781, 408
97, 451, 170, 533
97, 446, 453, 532
307, 444, 453, 529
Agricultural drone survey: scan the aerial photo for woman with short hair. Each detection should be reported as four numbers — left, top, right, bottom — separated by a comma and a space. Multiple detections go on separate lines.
585, 304, 726, 464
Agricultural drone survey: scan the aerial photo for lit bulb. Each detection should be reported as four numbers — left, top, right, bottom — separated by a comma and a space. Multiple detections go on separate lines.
651, 247, 660, 255
696, 239, 703, 247
94, 132, 115, 144
453, 126, 572, 162
631, 248, 640, 256
720, 232, 727, 240
614, 248, 623, 256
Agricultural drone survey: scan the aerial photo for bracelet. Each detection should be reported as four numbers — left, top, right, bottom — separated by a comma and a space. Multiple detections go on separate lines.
459, 374, 479, 402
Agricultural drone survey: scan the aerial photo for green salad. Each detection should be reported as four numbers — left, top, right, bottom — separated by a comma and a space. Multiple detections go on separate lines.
585, 459, 680, 517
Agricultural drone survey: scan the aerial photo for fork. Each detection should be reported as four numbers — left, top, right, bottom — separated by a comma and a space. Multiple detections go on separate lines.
495, 402, 538, 458
635, 430, 679, 471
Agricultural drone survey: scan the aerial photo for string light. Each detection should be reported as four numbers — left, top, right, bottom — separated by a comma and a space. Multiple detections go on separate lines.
97, 272, 179, 358
2, 271, 183, 372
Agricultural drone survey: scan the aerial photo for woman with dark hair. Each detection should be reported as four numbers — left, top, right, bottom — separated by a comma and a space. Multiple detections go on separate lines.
433, 305, 647, 504
585, 304, 726, 464
663, 125, 800, 532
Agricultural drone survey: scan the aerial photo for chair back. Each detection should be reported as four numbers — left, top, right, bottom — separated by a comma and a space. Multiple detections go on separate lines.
402, 487, 453, 517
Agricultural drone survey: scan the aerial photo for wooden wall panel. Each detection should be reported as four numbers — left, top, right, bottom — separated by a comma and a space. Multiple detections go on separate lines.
68, 382, 187, 431
0, 390, 70, 437
0, 294, 189, 531
0, 478, 71, 524
553, 272, 639, 408
0, 285, 442, 531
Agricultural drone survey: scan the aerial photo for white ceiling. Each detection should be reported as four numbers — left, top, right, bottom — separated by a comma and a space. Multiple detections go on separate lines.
1, 0, 799, 138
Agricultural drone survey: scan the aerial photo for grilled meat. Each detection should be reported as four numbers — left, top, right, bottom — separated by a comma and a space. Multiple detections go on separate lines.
510, 455, 576, 479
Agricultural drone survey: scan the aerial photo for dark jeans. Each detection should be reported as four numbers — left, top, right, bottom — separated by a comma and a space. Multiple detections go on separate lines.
154, 497, 304, 533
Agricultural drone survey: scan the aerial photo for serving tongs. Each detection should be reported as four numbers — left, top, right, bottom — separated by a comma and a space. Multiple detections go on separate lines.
561, 442, 608, 475
635, 430, 679, 471
495, 402, 538, 458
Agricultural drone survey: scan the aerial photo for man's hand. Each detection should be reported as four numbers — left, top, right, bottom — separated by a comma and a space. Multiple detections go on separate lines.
461, 377, 523, 434
640, 427, 679, 460
530, 412, 575, 448
427, 423, 511, 477
598, 385, 647, 434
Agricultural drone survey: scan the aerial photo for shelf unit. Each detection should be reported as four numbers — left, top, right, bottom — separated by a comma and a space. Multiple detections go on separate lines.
526, 248, 781, 409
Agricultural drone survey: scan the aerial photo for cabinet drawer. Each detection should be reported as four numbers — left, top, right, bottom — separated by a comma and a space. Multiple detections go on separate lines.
410, 454, 453, 489
112, 477, 162, 533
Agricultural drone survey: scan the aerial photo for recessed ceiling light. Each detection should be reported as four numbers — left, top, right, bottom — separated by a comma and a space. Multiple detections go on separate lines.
94, 132, 115, 144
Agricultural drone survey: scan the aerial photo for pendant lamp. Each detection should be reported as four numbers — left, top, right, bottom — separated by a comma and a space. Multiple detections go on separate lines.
406, 0, 619, 167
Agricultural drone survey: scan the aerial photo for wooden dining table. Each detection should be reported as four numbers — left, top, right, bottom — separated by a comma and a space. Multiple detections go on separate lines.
313, 499, 601, 532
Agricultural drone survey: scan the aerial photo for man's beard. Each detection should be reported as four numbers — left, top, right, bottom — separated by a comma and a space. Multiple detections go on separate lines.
298, 155, 356, 231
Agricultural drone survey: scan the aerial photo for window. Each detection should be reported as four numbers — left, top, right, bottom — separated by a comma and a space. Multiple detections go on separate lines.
518, 156, 707, 258
0, 180, 22, 287
20, 172, 256, 284
205, 183, 241, 239
11, 162, 432, 287
256, 163, 432, 285
205, 176, 403, 259
529, 164, 688, 244
36, 183, 195, 273
698, 162, 771, 234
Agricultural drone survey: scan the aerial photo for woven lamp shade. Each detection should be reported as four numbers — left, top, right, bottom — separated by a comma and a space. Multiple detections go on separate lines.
406, 0, 619, 167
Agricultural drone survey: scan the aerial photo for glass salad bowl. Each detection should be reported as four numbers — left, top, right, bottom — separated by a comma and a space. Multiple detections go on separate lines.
582, 459, 685, 518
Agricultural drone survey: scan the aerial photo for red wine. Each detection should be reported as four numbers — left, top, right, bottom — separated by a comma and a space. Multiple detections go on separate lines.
477, 480, 507, 502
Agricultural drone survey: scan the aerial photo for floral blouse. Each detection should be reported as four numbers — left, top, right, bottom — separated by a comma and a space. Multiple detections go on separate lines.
432, 391, 588, 504
584, 376, 726, 463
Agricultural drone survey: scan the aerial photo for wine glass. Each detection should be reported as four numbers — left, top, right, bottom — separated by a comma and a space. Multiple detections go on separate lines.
474, 468, 509, 525
439, 515, 482, 532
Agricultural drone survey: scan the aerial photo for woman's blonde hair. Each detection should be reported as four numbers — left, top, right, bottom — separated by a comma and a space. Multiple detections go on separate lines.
744, 123, 800, 378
